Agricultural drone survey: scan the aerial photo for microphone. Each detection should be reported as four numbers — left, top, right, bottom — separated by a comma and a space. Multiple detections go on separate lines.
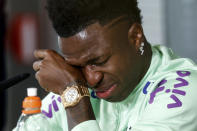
0, 73, 30, 91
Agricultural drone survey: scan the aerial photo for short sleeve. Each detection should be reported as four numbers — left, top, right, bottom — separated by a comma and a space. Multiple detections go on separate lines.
131, 70, 197, 131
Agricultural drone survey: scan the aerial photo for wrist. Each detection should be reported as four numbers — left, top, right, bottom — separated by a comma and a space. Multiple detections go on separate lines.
66, 97, 94, 117
66, 97, 96, 130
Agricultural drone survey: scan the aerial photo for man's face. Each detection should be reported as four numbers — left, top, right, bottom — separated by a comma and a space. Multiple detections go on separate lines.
59, 19, 142, 102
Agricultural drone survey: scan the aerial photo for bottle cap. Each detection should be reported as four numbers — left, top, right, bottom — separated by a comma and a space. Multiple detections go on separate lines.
27, 88, 37, 96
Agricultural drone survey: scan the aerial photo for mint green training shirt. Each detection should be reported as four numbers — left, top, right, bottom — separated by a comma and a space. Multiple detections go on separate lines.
40, 45, 197, 131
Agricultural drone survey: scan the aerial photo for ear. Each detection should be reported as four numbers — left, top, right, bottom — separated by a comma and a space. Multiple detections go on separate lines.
128, 23, 144, 50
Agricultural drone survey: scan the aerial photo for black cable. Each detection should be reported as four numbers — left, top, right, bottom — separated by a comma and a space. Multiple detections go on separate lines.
0, 73, 31, 92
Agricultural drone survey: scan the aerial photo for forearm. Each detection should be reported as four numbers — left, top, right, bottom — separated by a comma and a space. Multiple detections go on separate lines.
66, 97, 96, 131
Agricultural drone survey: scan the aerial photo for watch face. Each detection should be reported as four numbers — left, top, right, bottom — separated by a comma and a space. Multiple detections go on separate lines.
64, 87, 79, 103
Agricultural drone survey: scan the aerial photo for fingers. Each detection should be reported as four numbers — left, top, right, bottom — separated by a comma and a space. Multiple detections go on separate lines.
35, 71, 40, 81
35, 71, 48, 91
33, 49, 56, 72
33, 60, 42, 71
34, 49, 57, 59
34, 50, 47, 59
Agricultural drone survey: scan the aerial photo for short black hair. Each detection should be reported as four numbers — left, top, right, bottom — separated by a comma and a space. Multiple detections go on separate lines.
46, 0, 142, 37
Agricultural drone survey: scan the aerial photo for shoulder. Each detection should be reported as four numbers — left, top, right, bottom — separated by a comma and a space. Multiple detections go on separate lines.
138, 69, 197, 130
148, 69, 197, 108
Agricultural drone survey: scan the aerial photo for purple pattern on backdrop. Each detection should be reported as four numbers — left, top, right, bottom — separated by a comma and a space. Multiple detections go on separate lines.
174, 78, 189, 88
177, 71, 191, 77
42, 104, 53, 118
167, 94, 182, 108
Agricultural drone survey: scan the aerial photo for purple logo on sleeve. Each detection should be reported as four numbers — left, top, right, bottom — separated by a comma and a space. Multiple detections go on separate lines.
42, 95, 62, 118
149, 71, 191, 109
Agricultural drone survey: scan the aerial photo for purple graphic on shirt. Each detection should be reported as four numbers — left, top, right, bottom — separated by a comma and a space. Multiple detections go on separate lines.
42, 95, 62, 118
149, 79, 167, 104
167, 94, 182, 108
51, 95, 55, 99
158, 79, 167, 87
52, 97, 59, 112
149, 86, 165, 104
172, 89, 186, 96
57, 96, 61, 102
149, 70, 191, 109
174, 78, 189, 88
165, 89, 171, 93
177, 71, 191, 77
42, 104, 53, 118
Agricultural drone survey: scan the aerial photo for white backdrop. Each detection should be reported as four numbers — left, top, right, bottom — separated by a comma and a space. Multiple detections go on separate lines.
139, 0, 166, 45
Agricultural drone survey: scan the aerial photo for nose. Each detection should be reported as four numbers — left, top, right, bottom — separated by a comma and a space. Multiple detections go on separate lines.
82, 65, 103, 88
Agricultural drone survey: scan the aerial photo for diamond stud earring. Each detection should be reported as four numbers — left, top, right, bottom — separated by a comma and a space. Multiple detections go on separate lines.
139, 42, 144, 55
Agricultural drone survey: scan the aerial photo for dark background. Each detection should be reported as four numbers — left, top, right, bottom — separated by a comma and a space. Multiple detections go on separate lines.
0, 0, 6, 130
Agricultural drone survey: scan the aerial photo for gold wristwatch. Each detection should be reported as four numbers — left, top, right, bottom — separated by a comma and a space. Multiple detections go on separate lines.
61, 85, 90, 108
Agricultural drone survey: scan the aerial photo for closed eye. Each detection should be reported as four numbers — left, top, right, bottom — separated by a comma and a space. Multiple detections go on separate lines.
91, 55, 111, 66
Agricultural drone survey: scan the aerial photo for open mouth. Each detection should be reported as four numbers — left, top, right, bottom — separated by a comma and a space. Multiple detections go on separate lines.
95, 84, 118, 99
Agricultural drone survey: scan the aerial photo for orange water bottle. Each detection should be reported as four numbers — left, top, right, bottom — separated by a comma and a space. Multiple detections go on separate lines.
14, 88, 49, 131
